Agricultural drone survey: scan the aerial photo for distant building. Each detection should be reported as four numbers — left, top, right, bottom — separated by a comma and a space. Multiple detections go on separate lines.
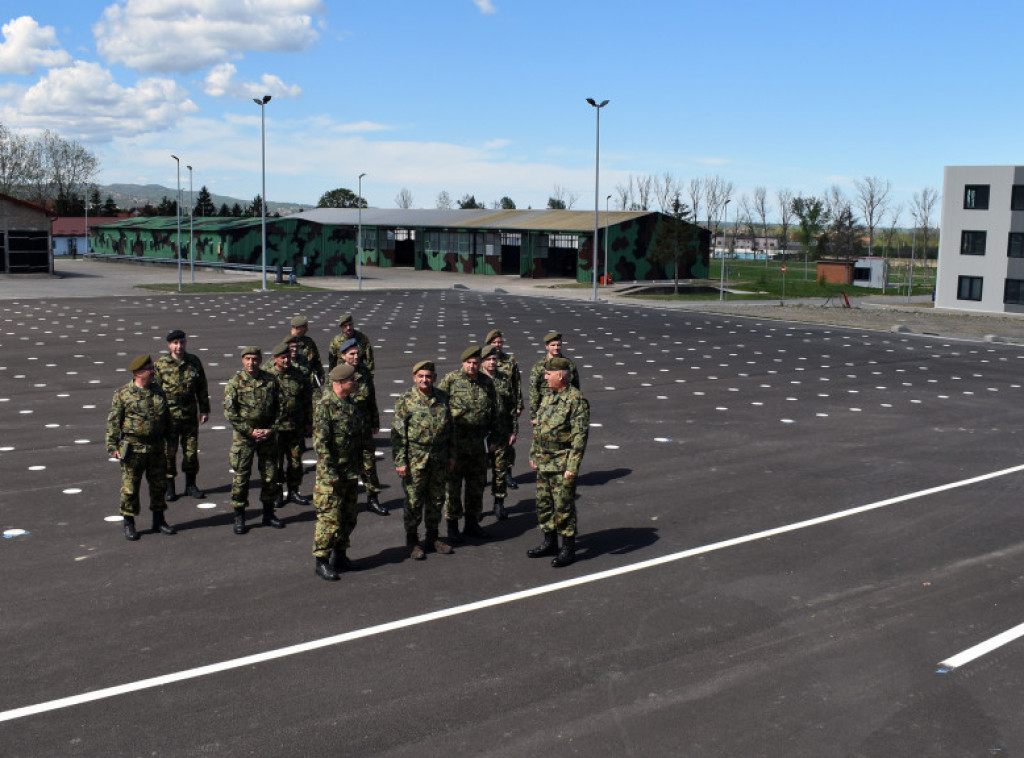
0, 193, 54, 274
52, 217, 122, 256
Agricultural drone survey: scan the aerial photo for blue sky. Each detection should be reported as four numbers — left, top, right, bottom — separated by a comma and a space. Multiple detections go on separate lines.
0, 1, 1020, 221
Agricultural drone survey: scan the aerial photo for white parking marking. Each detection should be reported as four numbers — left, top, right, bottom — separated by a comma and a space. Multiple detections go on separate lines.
937, 621, 1024, 672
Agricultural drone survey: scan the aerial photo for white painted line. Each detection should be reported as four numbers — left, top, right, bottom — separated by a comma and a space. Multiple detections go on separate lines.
3, 462, 1024, 725
937, 621, 1024, 672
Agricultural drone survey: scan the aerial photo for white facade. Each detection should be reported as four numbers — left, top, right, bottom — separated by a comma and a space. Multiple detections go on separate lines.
936, 165, 1024, 314
852, 257, 888, 288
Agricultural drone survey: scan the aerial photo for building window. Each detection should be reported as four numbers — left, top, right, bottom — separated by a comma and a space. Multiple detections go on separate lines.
1012, 186, 1024, 211
1005, 279, 1024, 305
1009, 233, 1024, 258
957, 276, 983, 301
961, 230, 987, 255
964, 185, 990, 210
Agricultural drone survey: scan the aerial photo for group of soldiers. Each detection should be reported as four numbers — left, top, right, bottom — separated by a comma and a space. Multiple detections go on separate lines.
105, 314, 590, 581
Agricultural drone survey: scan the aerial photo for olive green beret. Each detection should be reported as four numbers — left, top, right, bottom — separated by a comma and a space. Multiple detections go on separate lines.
272, 341, 290, 357
543, 331, 562, 344
329, 364, 356, 382
546, 357, 570, 371
338, 313, 353, 326
461, 346, 481, 362
481, 345, 497, 359
485, 329, 502, 344
241, 346, 262, 357
412, 360, 435, 374
166, 329, 186, 342
129, 354, 152, 372
290, 315, 308, 328
286, 333, 300, 343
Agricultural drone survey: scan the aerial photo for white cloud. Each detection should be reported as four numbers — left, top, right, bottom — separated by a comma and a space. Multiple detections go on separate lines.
0, 16, 71, 75
2, 61, 198, 141
203, 62, 301, 99
473, 0, 498, 14
94, 0, 325, 73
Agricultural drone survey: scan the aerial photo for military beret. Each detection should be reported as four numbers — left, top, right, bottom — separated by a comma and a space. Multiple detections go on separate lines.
340, 337, 359, 354
485, 329, 502, 344
481, 345, 497, 359
546, 357, 571, 371
543, 331, 562, 344
338, 313, 353, 326
329, 364, 356, 382
461, 346, 481, 362
241, 346, 262, 357
166, 329, 186, 342
272, 341, 290, 357
286, 333, 300, 343
412, 360, 435, 374
290, 315, 308, 328
129, 354, 152, 372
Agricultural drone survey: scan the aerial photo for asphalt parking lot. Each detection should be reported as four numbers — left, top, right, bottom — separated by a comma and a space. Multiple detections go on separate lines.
3, 280, 1024, 756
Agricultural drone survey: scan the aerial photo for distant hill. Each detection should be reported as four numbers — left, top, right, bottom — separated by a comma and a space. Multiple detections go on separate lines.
99, 183, 312, 216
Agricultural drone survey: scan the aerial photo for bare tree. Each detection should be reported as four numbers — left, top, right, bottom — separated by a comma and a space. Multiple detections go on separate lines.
751, 186, 770, 264
654, 172, 679, 213
738, 195, 757, 253
704, 175, 734, 235
550, 184, 578, 210
634, 174, 654, 211
436, 190, 453, 209
395, 187, 414, 209
0, 123, 32, 197
854, 176, 891, 257
776, 187, 794, 258
687, 177, 705, 230
614, 177, 633, 210
881, 203, 903, 257
911, 187, 939, 258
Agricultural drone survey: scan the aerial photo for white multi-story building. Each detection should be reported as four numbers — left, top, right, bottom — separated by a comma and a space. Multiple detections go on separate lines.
936, 165, 1024, 314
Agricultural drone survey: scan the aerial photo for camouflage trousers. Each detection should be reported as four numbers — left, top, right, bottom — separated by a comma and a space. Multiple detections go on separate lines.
119, 445, 168, 516
166, 416, 200, 478
401, 456, 447, 534
312, 476, 358, 558
488, 441, 516, 498
361, 430, 380, 496
229, 434, 280, 508
276, 428, 305, 491
444, 440, 487, 521
535, 470, 578, 537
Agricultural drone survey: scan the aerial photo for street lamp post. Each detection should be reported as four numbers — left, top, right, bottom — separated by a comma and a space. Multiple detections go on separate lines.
187, 164, 194, 283
604, 193, 611, 286
358, 172, 366, 291
253, 95, 272, 290
719, 199, 730, 301
171, 154, 182, 292
83, 183, 89, 258
586, 98, 609, 302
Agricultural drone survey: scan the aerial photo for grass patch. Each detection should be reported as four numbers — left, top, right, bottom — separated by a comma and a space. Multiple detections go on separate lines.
137, 281, 326, 293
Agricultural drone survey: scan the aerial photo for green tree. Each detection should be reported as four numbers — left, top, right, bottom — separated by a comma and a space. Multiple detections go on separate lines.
218, 202, 231, 216
547, 196, 566, 210
230, 203, 243, 217
317, 187, 366, 208
646, 196, 697, 293
791, 196, 828, 262
101, 195, 118, 215
457, 193, 484, 209
89, 187, 102, 215
196, 186, 216, 217
156, 195, 178, 216
498, 196, 516, 209
248, 195, 263, 217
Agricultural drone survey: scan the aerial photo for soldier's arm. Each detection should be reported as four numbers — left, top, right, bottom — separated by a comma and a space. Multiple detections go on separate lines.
313, 402, 340, 482
363, 336, 375, 374
565, 395, 590, 475
194, 357, 211, 415
367, 377, 380, 431
223, 379, 252, 437
529, 364, 541, 419
390, 396, 407, 468
105, 393, 124, 454
327, 339, 338, 373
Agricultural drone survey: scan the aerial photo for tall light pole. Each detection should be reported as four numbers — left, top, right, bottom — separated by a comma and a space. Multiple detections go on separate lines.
586, 98, 609, 302
253, 95, 272, 290
604, 193, 611, 286
187, 164, 194, 283
719, 199, 730, 301
171, 154, 182, 292
358, 172, 366, 291
83, 183, 89, 258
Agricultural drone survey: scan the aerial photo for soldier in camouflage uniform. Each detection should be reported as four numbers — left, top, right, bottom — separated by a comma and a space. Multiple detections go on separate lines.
153, 329, 210, 502
312, 363, 369, 581
289, 315, 325, 388
105, 354, 176, 541
481, 344, 518, 520
392, 360, 456, 560
223, 347, 284, 535
528, 357, 589, 567
328, 313, 375, 374
439, 346, 498, 541
529, 331, 581, 423
339, 338, 388, 516
485, 329, 522, 490
264, 341, 312, 506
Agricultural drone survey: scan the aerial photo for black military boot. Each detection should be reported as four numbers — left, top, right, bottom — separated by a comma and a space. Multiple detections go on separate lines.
152, 511, 177, 535
426, 529, 454, 555
463, 515, 490, 539
261, 503, 285, 529
407, 531, 425, 561
505, 468, 518, 490
289, 488, 312, 505
366, 493, 389, 516
184, 473, 205, 499
232, 508, 247, 535
493, 496, 508, 521
527, 531, 557, 558
329, 550, 359, 572
164, 477, 178, 502
315, 557, 340, 581
551, 535, 576, 568
123, 516, 140, 541
446, 518, 464, 544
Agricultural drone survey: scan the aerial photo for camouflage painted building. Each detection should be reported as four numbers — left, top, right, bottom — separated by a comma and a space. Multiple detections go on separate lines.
89, 208, 710, 283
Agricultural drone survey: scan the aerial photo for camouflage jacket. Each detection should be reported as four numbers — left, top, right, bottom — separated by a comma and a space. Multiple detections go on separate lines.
350, 363, 379, 430
529, 356, 580, 419
105, 382, 172, 454
529, 385, 589, 474
313, 390, 368, 483
495, 351, 523, 416
438, 369, 498, 443
485, 368, 519, 439
391, 387, 453, 469
265, 363, 312, 432
328, 329, 374, 374
223, 369, 282, 438
153, 353, 210, 420
293, 334, 325, 386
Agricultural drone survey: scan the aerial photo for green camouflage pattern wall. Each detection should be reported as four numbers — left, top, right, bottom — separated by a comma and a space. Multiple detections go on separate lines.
575, 215, 709, 283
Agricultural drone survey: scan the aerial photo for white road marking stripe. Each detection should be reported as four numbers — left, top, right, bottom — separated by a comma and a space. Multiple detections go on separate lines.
3, 463, 1024, 724
937, 621, 1024, 672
